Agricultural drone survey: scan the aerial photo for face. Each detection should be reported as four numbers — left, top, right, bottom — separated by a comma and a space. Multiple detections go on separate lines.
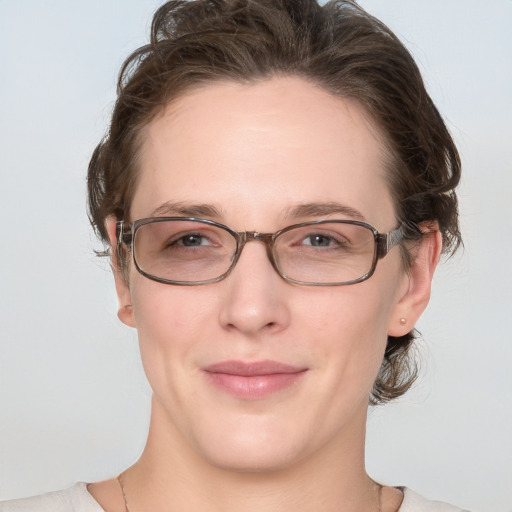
113, 77, 422, 472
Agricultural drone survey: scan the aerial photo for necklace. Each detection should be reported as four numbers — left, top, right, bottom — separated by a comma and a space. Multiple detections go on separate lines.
118, 473, 130, 512
377, 482, 383, 512
117, 473, 383, 512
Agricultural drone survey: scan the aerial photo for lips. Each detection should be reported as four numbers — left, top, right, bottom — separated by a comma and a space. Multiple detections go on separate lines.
202, 360, 307, 400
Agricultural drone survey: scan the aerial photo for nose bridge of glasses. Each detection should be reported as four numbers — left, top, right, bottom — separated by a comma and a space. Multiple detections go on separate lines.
239, 231, 276, 252
235, 231, 278, 267
243, 231, 273, 243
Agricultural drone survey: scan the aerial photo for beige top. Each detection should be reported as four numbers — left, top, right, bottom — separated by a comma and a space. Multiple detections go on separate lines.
0, 483, 470, 512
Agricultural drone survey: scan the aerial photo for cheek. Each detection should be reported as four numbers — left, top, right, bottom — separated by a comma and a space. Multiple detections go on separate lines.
131, 273, 214, 334
300, 277, 400, 382
303, 280, 396, 344
128, 280, 216, 386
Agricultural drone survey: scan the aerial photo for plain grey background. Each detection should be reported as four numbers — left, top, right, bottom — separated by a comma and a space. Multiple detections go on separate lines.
0, 1, 511, 511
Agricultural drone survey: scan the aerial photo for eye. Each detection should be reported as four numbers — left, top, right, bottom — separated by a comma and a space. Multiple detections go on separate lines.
300, 232, 349, 248
173, 233, 214, 247
302, 234, 338, 247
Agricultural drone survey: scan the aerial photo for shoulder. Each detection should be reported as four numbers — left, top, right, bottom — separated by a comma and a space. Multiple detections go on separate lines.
399, 488, 471, 512
0, 483, 104, 512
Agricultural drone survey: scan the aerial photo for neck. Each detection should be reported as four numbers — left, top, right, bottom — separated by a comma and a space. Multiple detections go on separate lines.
121, 396, 379, 512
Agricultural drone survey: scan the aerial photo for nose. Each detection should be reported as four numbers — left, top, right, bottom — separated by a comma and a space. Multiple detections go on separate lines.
218, 239, 290, 337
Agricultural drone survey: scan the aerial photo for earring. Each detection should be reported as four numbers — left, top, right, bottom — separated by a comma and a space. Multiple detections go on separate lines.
399, 318, 407, 325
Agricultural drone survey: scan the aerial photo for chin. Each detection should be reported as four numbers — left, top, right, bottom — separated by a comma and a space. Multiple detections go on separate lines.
201, 443, 302, 474
189, 415, 310, 473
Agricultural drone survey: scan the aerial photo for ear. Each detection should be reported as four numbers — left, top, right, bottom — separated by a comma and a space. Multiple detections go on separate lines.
105, 217, 137, 328
388, 223, 443, 337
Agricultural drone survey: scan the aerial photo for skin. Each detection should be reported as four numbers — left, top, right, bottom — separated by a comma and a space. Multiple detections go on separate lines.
89, 77, 441, 512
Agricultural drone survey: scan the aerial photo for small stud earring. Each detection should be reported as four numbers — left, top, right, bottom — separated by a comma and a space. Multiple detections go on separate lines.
400, 318, 407, 325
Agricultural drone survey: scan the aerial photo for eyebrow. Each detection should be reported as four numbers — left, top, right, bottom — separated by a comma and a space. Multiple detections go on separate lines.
150, 201, 224, 218
149, 200, 365, 222
284, 202, 366, 221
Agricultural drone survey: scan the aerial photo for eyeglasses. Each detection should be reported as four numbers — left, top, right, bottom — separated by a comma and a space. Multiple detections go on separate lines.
116, 217, 404, 286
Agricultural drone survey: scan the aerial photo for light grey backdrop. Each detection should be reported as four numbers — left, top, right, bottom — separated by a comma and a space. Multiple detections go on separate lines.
0, 1, 511, 511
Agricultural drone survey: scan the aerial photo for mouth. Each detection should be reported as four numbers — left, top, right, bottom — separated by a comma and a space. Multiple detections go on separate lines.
202, 360, 308, 400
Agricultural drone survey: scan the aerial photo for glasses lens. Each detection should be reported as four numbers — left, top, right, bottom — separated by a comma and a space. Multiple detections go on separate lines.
134, 220, 236, 283
274, 222, 376, 284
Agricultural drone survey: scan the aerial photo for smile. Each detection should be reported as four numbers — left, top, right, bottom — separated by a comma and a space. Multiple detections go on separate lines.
202, 360, 308, 400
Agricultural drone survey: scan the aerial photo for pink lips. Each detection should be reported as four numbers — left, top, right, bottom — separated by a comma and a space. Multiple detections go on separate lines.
203, 360, 307, 400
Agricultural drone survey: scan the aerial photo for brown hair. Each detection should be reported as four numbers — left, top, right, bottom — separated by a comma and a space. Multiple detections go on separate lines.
87, 0, 461, 404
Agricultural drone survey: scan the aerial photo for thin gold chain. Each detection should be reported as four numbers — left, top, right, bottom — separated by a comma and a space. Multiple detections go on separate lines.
117, 473, 382, 512
118, 473, 130, 512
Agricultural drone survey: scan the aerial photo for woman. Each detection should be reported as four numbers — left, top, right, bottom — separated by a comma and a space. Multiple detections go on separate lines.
1, 0, 468, 511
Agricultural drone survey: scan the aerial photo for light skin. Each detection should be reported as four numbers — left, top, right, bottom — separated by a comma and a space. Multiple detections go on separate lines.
89, 77, 441, 512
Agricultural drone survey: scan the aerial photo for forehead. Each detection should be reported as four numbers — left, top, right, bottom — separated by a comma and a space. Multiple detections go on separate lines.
132, 77, 395, 228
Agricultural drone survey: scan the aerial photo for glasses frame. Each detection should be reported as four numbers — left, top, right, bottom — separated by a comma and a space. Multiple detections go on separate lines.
116, 217, 405, 286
